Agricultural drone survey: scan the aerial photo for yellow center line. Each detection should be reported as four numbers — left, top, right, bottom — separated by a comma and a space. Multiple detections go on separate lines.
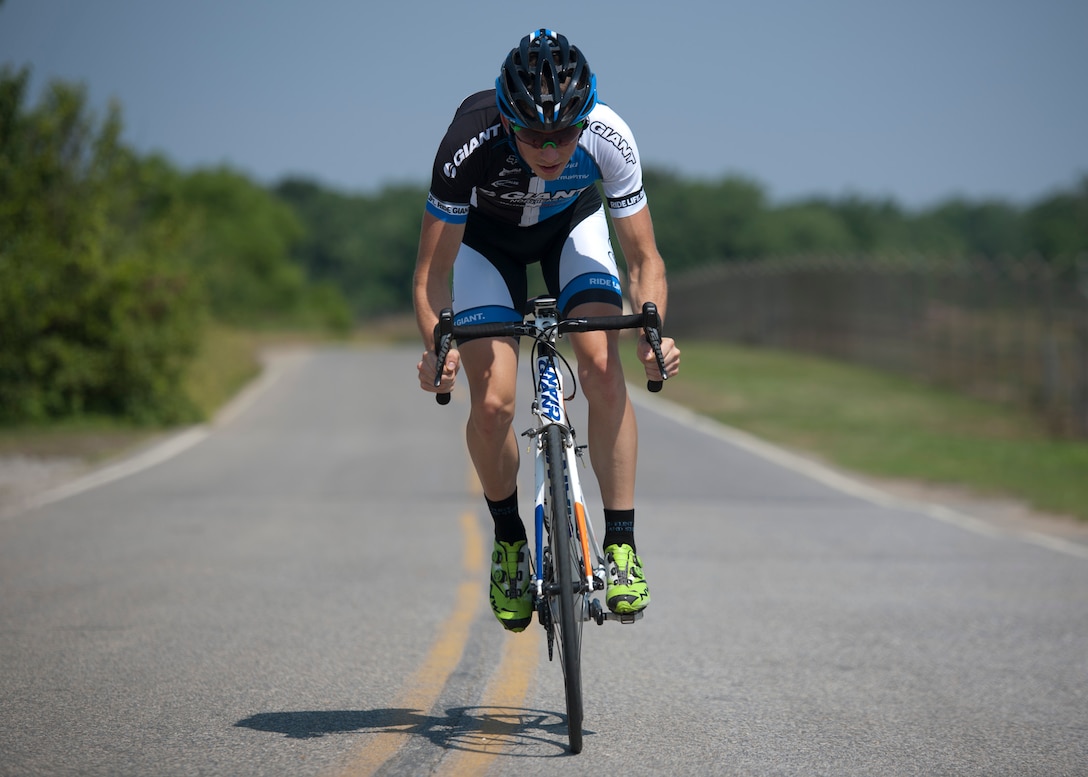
338, 509, 484, 777
438, 631, 541, 776
338, 464, 542, 775
438, 470, 542, 775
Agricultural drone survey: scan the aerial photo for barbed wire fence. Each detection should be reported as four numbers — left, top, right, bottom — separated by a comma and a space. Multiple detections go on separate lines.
666, 255, 1088, 438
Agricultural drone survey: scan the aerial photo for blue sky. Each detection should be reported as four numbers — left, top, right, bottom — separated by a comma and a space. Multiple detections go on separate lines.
2, 0, 1086, 209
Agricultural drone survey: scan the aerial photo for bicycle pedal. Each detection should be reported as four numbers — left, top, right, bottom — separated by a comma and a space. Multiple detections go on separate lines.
589, 598, 645, 625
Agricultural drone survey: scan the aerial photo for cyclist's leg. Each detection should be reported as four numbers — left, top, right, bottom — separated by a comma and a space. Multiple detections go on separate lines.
552, 207, 636, 511
451, 244, 525, 502
566, 305, 637, 511
461, 337, 520, 500
552, 208, 650, 614
453, 244, 533, 631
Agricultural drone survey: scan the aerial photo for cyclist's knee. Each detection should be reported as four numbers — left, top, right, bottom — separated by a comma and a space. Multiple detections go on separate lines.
468, 388, 516, 436
568, 309, 624, 404
460, 337, 518, 432
578, 352, 627, 406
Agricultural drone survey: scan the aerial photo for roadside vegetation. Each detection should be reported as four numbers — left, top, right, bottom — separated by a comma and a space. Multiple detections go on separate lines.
0, 66, 351, 428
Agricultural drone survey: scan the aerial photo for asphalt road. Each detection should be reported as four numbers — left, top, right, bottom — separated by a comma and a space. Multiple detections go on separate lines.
2, 345, 1086, 776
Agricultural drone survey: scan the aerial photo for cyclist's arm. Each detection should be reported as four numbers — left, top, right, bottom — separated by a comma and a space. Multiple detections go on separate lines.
612, 206, 680, 380
413, 211, 465, 393
413, 211, 465, 351
612, 206, 667, 322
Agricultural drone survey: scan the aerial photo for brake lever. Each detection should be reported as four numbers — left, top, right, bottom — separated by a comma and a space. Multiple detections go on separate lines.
433, 309, 453, 405
642, 302, 667, 393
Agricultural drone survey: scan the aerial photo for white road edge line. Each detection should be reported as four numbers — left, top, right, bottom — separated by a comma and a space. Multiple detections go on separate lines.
5, 349, 308, 518
15, 427, 211, 513
631, 388, 1088, 561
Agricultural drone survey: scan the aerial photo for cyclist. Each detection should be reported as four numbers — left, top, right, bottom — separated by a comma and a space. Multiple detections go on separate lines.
414, 29, 680, 632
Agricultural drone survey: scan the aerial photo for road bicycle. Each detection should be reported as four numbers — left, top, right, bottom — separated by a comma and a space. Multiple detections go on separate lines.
432, 296, 667, 754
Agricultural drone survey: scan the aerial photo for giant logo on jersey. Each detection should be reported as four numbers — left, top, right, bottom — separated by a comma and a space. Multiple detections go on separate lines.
442, 123, 502, 179
588, 120, 636, 165
499, 189, 582, 205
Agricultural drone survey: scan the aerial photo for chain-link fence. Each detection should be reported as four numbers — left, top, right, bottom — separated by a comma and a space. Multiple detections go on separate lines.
666, 256, 1088, 438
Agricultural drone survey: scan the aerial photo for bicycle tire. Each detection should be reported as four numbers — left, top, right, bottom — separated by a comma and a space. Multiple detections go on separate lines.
544, 424, 584, 754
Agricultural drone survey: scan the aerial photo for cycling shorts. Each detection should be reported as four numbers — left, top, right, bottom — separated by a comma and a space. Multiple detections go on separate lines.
452, 205, 623, 328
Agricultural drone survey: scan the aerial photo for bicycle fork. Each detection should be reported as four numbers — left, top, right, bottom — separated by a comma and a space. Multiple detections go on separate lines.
530, 428, 600, 592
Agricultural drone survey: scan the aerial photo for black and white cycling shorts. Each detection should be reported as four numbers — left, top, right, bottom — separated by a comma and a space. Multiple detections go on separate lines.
452, 205, 623, 328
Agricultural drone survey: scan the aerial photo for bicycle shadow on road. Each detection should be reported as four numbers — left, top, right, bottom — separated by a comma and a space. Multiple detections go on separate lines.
235, 705, 586, 757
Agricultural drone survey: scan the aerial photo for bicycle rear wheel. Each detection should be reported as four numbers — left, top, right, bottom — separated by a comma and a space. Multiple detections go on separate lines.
544, 423, 584, 754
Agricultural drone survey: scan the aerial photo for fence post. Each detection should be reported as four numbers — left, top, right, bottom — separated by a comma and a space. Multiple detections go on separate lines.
1076, 255, 1088, 437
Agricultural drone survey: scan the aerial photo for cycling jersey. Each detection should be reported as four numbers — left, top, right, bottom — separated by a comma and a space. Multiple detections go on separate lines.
426, 90, 648, 229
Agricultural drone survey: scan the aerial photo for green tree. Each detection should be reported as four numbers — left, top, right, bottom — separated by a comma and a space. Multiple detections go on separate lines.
275, 178, 425, 317
758, 201, 855, 256
821, 196, 911, 253
179, 168, 351, 330
642, 170, 769, 269
179, 167, 306, 320
1024, 176, 1088, 265
0, 67, 206, 423
924, 198, 1028, 258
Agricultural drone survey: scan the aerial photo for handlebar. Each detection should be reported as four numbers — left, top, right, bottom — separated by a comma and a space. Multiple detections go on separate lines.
432, 302, 668, 405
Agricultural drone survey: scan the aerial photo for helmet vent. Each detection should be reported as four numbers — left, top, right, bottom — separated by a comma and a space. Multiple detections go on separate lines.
496, 30, 597, 132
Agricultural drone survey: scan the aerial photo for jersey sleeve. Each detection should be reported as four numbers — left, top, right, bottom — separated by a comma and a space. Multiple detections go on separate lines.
584, 104, 648, 219
426, 93, 497, 224
426, 146, 473, 225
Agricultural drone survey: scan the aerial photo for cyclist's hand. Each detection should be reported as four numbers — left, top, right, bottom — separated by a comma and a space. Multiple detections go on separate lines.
637, 335, 680, 381
418, 347, 461, 394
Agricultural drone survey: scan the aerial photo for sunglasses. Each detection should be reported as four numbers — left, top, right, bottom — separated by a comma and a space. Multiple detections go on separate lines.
510, 121, 586, 149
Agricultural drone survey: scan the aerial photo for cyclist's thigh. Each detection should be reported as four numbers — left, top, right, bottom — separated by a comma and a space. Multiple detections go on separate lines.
451, 243, 521, 406
553, 207, 624, 317
566, 299, 624, 375
552, 208, 624, 367
458, 335, 519, 408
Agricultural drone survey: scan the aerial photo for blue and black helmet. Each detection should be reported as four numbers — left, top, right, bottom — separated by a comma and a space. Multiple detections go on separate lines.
496, 29, 598, 132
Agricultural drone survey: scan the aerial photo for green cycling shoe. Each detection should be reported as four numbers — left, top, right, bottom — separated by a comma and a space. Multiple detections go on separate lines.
605, 543, 650, 614
490, 539, 532, 632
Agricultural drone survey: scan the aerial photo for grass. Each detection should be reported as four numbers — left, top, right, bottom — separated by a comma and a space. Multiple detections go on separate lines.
183, 324, 265, 419
625, 340, 1088, 522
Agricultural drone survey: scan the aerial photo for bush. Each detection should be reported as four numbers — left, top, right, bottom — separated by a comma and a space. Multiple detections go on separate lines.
0, 67, 207, 424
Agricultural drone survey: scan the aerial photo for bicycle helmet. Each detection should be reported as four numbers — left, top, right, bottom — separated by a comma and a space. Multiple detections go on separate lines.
496, 29, 598, 131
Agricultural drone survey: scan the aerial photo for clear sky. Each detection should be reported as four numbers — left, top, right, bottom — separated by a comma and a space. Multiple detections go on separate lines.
2, 0, 1086, 209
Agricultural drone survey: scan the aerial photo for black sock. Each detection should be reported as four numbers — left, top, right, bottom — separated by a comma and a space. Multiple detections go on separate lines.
487, 491, 526, 544
603, 508, 635, 553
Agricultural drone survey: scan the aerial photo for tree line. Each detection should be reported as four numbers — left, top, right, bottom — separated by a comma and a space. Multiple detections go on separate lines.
2, 67, 1086, 425
642, 170, 1087, 273
276, 168, 1087, 319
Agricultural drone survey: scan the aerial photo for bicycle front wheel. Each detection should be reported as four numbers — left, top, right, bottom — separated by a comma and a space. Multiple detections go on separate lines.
544, 424, 584, 754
